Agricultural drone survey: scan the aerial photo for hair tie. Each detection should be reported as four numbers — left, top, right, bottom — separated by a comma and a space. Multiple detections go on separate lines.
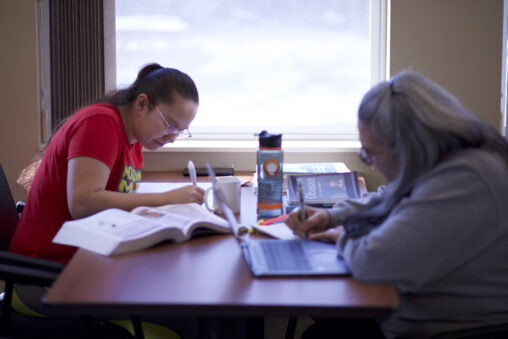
151, 66, 164, 75
388, 78, 395, 93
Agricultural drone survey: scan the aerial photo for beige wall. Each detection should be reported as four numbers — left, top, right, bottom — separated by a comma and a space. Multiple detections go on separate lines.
0, 1, 40, 203
390, 0, 503, 129
0, 0, 504, 202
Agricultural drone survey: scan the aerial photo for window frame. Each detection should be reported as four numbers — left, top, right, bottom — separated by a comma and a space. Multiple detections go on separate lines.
37, 0, 105, 146
34, 0, 389, 171
105, 0, 388, 154
502, 0, 508, 137
37, 0, 51, 145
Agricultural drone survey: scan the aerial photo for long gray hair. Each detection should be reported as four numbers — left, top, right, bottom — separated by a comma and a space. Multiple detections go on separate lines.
344, 71, 508, 238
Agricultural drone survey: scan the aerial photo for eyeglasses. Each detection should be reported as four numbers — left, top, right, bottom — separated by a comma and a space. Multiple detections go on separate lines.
358, 146, 392, 166
357, 146, 373, 165
155, 106, 192, 139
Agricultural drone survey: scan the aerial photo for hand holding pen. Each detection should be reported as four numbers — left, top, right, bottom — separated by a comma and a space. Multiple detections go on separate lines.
168, 160, 203, 204
284, 181, 332, 239
157, 160, 202, 204
284, 205, 331, 240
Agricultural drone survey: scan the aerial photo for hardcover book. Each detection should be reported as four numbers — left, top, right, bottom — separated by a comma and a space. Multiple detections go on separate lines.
283, 162, 349, 174
286, 172, 362, 206
254, 162, 351, 193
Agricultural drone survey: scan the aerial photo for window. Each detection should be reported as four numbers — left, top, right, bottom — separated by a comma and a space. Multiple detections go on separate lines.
502, 0, 508, 137
114, 0, 387, 143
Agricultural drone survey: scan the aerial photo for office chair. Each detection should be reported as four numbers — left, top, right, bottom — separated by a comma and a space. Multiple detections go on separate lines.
0, 164, 141, 338
0, 163, 92, 337
0, 163, 130, 338
0, 163, 181, 338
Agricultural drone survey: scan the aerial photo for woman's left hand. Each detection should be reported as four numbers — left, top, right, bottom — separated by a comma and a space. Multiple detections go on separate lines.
166, 185, 205, 205
284, 206, 330, 238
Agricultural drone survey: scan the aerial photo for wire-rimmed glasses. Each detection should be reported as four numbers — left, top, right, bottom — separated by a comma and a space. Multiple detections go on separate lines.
155, 106, 192, 139
357, 146, 373, 165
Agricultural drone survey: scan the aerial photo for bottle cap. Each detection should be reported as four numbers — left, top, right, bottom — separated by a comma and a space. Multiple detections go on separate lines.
257, 130, 282, 148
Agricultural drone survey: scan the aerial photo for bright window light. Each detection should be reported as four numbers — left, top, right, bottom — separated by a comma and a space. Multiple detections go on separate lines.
116, 0, 378, 140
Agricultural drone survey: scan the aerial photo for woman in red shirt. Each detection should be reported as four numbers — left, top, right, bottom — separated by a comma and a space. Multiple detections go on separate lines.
10, 63, 203, 263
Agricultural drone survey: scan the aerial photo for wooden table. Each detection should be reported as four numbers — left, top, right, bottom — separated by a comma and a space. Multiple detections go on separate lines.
43, 172, 398, 330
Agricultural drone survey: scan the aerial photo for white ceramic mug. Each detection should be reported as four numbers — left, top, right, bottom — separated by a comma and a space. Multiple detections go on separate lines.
204, 176, 242, 214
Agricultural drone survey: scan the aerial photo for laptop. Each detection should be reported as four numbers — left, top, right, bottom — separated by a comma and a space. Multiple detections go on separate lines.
206, 162, 350, 277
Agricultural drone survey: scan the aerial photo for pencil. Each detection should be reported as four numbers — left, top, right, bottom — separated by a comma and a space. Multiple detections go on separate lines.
188, 160, 197, 186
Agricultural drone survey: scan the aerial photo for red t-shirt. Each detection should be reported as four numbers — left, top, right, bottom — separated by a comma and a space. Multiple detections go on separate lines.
9, 103, 143, 262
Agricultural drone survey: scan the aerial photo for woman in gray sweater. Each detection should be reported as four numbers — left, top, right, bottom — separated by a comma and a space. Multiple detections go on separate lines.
286, 71, 508, 338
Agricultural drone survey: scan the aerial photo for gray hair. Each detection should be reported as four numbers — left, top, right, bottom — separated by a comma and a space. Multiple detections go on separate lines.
345, 71, 508, 238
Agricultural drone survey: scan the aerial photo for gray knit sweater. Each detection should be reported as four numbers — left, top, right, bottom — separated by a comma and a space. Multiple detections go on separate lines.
331, 149, 508, 338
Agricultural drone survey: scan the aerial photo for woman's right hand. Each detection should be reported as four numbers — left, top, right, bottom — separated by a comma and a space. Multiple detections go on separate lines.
165, 185, 205, 205
284, 206, 331, 238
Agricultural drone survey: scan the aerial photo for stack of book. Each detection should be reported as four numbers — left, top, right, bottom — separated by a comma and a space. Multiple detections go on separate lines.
285, 171, 365, 212
282, 162, 350, 189
253, 162, 351, 193
253, 162, 366, 212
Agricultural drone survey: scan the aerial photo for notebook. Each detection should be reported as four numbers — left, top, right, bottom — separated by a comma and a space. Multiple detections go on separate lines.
206, 162, 350, 277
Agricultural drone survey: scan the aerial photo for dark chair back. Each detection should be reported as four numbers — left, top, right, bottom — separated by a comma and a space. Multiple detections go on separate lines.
0, 164, 20, 251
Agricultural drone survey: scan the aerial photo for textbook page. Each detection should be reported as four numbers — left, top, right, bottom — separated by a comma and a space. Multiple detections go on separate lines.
137, 182, 212, 194
131, 203, 229, 236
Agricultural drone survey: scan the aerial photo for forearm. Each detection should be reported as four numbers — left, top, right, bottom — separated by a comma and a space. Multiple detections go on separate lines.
66, 157, 204, 219
68, 189, 180, 219
336, 171, 498, 286
328, 186, 386, 227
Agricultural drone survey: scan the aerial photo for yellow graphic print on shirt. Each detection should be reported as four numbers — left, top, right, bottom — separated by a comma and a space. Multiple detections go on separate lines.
117, 165, 142, 193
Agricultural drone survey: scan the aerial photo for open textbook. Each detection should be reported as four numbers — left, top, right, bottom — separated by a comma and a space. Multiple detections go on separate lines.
53, 203, 236, 256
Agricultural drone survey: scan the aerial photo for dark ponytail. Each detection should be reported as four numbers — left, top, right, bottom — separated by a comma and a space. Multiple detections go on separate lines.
99, 63, 199, 107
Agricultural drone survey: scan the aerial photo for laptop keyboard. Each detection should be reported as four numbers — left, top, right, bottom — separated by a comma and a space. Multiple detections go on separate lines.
260, 241, 312, 271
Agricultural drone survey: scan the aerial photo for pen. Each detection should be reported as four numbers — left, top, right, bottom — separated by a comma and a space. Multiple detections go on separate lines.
298, 179, 306, 222
188, 160, 197, 186
298, 179, 307, 239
